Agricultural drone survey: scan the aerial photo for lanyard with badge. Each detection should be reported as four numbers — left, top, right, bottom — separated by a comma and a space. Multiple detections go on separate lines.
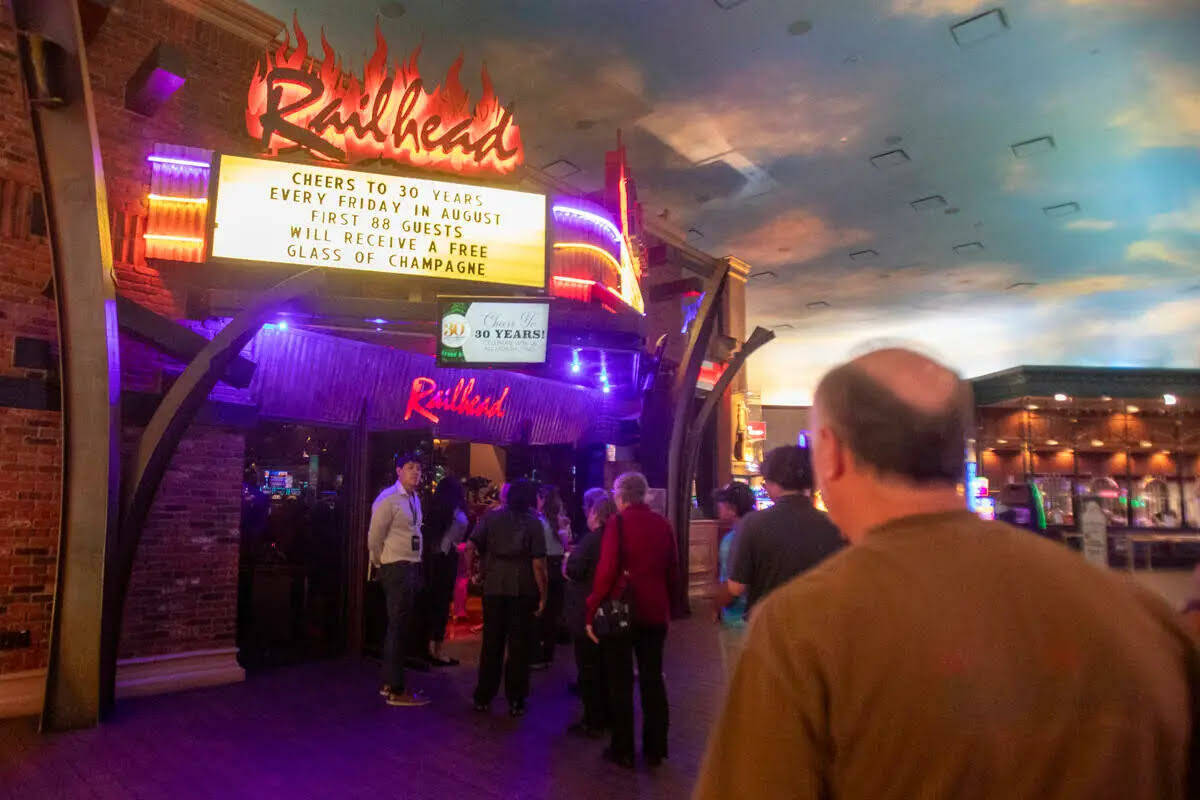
408, 493, 421, 555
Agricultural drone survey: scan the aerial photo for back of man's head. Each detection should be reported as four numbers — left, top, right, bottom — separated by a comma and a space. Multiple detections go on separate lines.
761, 446, 813, 497
812, 348, 972, 539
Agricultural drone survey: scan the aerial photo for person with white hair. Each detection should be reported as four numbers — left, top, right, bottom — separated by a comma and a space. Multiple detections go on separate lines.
586, 471, 681, 769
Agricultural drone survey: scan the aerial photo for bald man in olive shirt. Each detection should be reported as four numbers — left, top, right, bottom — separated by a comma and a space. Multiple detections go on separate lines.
695, 349, 1198, 800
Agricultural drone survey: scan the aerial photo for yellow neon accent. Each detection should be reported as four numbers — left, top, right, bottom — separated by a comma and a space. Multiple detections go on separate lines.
149, 193, 208, 204
553, 242, 622, 274
144, 234, 204, 243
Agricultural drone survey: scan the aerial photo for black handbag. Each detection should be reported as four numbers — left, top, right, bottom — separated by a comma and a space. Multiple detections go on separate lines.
591, 513, 633, 640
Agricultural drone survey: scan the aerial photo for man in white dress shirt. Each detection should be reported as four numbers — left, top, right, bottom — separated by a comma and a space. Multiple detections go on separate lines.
368, 452, 430, 706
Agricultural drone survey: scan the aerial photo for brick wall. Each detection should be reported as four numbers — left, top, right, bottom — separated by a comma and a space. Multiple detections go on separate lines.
120, 424, 244, 660
0, 408, 61, 673
0, 0, 271, 679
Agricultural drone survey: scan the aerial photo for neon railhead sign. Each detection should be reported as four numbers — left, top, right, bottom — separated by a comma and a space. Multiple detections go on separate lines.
247, 17, 524, 177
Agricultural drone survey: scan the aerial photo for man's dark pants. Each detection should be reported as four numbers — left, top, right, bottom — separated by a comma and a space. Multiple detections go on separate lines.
603, 624, 668, 760
474, 594, 537, 706
380, 561, 422, 691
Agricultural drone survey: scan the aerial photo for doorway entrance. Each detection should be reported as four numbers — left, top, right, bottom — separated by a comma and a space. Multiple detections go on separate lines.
237, 422, 350, 669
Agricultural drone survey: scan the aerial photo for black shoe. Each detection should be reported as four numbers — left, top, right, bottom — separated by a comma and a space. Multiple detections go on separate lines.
428, 655, 460, 667
603, 748, 635, 769
509, 701, 527, 718
405, 656, 432, 672
530, 661, 550, 672
645, 754, 666, 768
473, 701, 489, 713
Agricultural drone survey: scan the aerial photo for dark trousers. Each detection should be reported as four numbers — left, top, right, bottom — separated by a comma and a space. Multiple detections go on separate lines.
573, 633, 608, 729
537, 557, 565, 663
424, 552, 458, 643
603, 624, 668, 760
380, 561, 421, 691
474, 594, 537, 706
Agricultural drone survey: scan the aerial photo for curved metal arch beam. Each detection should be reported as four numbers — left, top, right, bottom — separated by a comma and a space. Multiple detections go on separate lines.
102, 267, 325, 714
678, 325, 775, 546
666, 260, 731, 613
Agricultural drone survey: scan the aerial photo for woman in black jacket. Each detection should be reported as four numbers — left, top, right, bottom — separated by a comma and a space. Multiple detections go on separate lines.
564, 490, 617, 736
470, 479, 547, 717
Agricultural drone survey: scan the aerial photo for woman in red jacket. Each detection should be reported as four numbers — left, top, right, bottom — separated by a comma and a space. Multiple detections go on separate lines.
586, 472, 681, 769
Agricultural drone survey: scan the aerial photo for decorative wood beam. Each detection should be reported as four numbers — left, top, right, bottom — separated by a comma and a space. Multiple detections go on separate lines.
116, 295, 255, 388
14, 0, 122, 733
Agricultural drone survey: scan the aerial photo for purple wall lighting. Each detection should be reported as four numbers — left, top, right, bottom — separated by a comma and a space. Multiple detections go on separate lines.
125, 43, 187, 117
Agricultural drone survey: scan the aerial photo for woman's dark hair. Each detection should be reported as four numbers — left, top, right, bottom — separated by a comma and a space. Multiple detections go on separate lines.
425, 475, 467, 538
506, 478, 537, 515
538, 484, 563, 524
714, 481, 756, 518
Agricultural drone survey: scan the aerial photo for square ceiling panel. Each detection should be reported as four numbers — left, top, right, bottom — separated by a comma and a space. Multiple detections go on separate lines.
1011, 136, 1055, 158
1043, 202, 1081, 217
951, 9, 1009, 47
911, 195, 948, 212
870, 149, 910, 169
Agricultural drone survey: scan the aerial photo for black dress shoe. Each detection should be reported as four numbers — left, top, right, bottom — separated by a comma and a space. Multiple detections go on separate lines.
602, 748, 635, 769
405, 656, 432, 672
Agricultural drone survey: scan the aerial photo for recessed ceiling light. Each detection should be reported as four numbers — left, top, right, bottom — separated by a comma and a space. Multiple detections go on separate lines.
806, 300, 830, 309
951, 8, 1009, 46
1011, 136, 1055, 158
839, 136, 849, 143
1043, 202, 1081, 218
1046, 440, 1059, 446
849, 249, 878, 261
1026, 404, 1039, 410
379, 1, 406, 18
1054, 393, 1068, 402
1100, 395, 1112, 401
1091, 440, 1104, 447
870, 149, 910, 169
996, 438, 1007, 444
1126, 405, 1139, 413
911, 195, 948, 212
542, 158, 580, 178
1140, 440, 1152, 448
953, 242, 984, 255
1163, 393, 1177, 405
787, 19, 813, 35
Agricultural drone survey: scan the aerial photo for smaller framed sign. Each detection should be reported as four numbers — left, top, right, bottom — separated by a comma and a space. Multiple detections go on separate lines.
438, 296, 550, 367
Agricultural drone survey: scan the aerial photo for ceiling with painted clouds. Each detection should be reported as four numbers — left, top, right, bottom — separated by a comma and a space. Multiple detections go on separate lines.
250, 0, 1199, 404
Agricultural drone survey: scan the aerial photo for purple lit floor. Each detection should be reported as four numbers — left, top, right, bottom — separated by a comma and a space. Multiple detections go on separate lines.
0, 607, 727, 799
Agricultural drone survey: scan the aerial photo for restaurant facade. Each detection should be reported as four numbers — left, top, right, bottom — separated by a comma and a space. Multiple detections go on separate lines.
0, 0, 757, 723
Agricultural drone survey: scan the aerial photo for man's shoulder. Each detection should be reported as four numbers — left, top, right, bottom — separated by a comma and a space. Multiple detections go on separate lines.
372, 484, 399, 505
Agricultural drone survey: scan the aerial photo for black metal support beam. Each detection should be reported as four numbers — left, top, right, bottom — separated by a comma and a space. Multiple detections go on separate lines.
116, 295, 256, 388
104, 268, 325, 713
13, 0, 122, 733
678, 326, 775, 547
666, 259, 731, 614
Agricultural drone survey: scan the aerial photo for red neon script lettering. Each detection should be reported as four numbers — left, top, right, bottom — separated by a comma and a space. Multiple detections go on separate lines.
403, 376, 510, 424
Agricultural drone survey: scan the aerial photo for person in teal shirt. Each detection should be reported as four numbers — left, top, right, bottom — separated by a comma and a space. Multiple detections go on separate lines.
713, 482, 756, 677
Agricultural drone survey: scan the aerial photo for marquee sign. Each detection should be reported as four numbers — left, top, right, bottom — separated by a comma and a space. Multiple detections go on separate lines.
209, 154, 547, 288
247, 19, 524, 177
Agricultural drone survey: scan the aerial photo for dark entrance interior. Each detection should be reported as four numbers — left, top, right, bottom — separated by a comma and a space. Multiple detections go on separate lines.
237, 422, 350, 669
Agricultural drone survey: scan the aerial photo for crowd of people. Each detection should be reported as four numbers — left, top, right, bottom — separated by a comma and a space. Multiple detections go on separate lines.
367, 460, 682, 768
367, 346, 1199, 796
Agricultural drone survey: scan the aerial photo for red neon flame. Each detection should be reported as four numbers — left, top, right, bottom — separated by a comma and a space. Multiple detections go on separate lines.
246, 16, 524, 176
404, 376, 510, 424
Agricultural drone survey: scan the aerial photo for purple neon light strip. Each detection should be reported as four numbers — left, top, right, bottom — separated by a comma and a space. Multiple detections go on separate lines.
552, 205, 622, 242
148, 155, 211, 169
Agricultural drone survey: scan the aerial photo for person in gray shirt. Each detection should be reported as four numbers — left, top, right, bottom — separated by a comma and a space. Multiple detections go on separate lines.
719, 446, 844, 614
368, 452, 430, 707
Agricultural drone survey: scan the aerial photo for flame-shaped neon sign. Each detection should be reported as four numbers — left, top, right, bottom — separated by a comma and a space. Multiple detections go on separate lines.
246, 16, 524, 177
